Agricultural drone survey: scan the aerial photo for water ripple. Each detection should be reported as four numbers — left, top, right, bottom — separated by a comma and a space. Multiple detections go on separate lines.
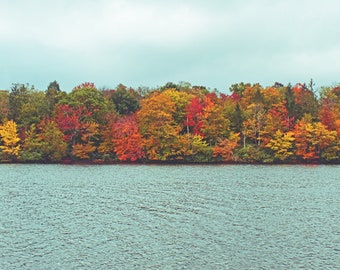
0, 164, 339, 269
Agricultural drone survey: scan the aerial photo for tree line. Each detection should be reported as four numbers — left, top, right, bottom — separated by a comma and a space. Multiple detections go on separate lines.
0, 80, 339, 163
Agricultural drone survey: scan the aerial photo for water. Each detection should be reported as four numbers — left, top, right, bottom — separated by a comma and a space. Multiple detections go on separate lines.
0, 164, 339, 269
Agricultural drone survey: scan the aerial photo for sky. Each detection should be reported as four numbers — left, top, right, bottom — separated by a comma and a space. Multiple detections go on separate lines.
1, 0, 340, 93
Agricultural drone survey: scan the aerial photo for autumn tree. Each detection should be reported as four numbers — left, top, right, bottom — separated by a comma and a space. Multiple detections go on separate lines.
261, 86, 285, 110
313, 122, 339, 161
137, 91, 182, 161
54, 104, 99, 160
213, 132, 240, 162
201, 94, 231, 146
260, 101, 289, 146
293, 114, 339, 161
54, 104, 91, 143
0, 79, 339, 164
294, 115, 319, 161
70, 121, 98, 160
112, 115, 145, 162
319, 86, 340, 134
97, 121, 117, 161
292, 83, 318, 120
242, 103, 266, 147
188, 85, 209, 99
184, 96, 204, 136
0, 120, 20, 161
266, 130, 295, 162
177, 134, 213, 162
240, 83, 264, 110
162, 89, 193, 127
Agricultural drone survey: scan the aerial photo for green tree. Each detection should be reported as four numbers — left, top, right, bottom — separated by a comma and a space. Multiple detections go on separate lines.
18, 90, 49, 128
229, 82, 250, 96
231, 103, 244, 133
283, 84, 296, 129
0, 90, 9, 122
9, 84, 49, 128
39, 120, 67, 162
20, 124, 44, 161
110, 84, 139, 115
160, 82, 180, 91
45, 80, 64, 117
60, 82, 109, 123
292, 83, 318, 121
20, 121, 67, 162
9, 83, 30, 122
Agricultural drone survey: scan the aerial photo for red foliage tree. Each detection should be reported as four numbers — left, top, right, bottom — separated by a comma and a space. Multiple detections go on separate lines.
184, 96, 204, 136
54, 104, 92, 143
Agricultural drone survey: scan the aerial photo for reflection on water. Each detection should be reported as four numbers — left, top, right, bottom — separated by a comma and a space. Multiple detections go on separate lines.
0, 164, 339, 269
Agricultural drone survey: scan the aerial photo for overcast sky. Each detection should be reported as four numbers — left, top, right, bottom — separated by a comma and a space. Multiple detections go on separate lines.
1, 0, 339, 93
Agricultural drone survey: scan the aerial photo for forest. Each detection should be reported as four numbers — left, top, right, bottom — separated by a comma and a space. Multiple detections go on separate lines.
0, 80, 339, 164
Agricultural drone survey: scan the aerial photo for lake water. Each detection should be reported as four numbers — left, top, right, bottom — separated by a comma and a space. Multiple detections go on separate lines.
0, 164, 339, 269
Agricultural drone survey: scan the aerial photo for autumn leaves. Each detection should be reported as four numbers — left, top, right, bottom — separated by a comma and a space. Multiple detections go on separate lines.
0, 120, 20, 160
0, 81, 339, 163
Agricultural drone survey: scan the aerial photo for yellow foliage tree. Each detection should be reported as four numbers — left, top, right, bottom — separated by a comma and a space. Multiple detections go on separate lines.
293, 115, 339, 161
202, 101, 231, 146
137, 92, 181, 160
162, 89, 193, 124
72, 143, 96, 159
0, 120, 21, 160
266, 130, 295, 161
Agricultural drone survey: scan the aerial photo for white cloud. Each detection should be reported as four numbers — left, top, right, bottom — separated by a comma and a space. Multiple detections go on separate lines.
0, 0, 216, 52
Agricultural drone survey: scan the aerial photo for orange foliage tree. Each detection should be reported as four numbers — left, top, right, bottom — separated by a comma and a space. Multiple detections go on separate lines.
112, 115, 145, 162
319, 86, 340, 134
137, 91, 182, 160
213, 132, 240, 162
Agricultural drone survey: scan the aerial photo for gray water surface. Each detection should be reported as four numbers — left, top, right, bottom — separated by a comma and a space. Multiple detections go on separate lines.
0, 164, 339, 269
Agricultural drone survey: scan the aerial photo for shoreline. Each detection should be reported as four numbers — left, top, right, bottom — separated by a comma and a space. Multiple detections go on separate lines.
1, 159, 339, 165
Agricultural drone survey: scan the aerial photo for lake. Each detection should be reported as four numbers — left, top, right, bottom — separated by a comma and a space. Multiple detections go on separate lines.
0, 164, 339, 269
